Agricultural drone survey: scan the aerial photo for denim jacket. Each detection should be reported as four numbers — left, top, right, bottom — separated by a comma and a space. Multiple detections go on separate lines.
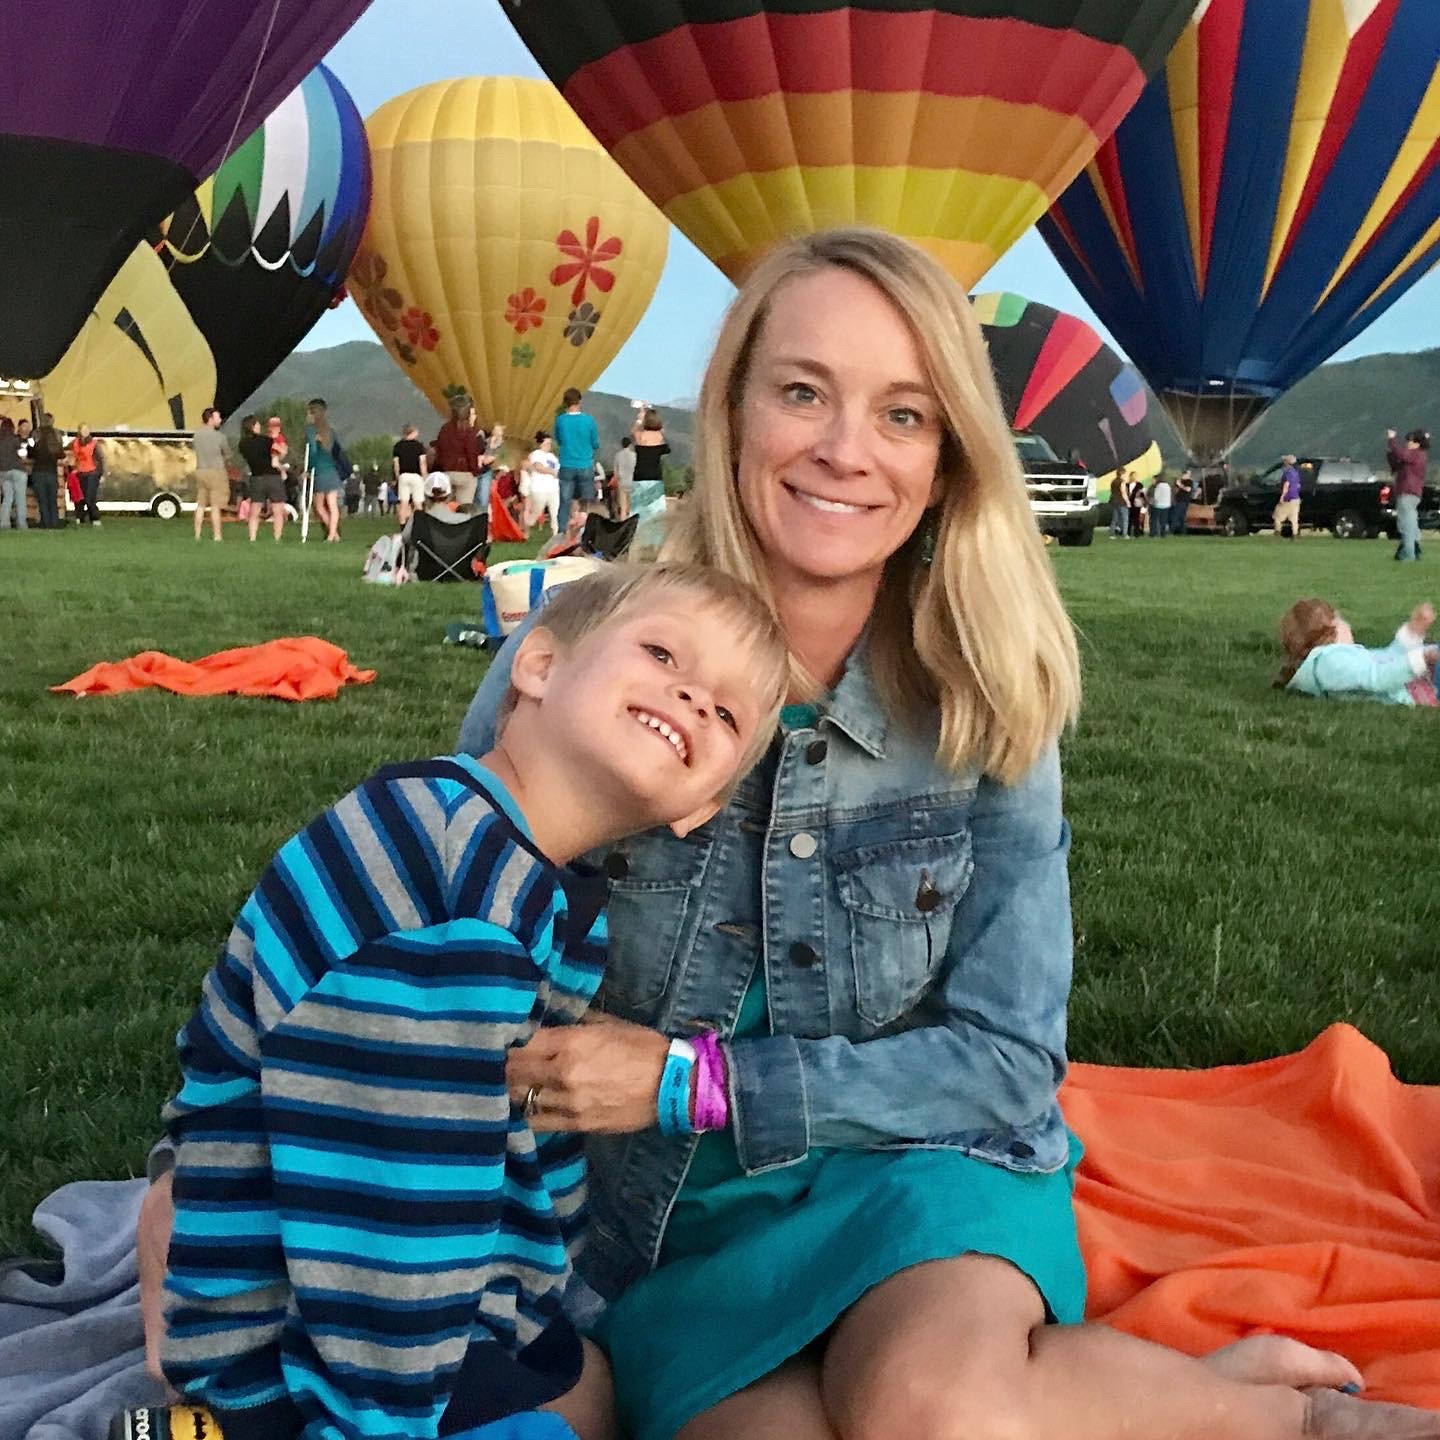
458, 636, 1074, 1300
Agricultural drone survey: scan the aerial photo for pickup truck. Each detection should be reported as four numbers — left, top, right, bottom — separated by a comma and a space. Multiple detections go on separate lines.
1208, 458, 1440, 539
1016, 431, 1100, 546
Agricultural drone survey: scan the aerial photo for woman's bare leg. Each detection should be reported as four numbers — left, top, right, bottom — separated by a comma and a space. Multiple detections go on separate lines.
819, 1255, 1440, 1440
678, 1354, 838, 1440
541, 1338, 619, 1440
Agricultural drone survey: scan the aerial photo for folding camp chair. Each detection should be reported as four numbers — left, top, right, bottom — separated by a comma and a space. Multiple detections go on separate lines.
408, 511, 490, 582
579, 512, 638, 559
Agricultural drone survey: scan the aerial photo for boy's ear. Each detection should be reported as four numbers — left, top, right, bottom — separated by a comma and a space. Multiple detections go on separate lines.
510, 626, 559, 703
668, 797, 723, 838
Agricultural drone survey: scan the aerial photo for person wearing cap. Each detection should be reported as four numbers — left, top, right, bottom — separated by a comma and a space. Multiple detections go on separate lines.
399, 473, 469, 562
1273, 455, 1302, 541
1387, 427, 1431, 561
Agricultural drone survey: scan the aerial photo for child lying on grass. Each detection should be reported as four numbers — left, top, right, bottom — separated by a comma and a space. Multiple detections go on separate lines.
116, 564, 788, 1440
1277, 598, 1440, 705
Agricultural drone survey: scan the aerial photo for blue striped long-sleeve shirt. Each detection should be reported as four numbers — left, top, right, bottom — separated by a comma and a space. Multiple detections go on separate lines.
161, 755, 607, 1440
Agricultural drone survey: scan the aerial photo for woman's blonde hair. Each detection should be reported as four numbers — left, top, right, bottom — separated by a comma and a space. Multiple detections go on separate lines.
1276, 598, 1340, 687
306, 398, 332, 449
663, 227, 1080, 783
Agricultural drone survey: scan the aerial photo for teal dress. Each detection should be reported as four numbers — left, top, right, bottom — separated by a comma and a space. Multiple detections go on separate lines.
594, 707, 1086, 1440
306, 424, 343, 494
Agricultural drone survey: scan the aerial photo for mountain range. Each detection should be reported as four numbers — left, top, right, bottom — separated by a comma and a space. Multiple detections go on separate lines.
237, 338, 1440, 477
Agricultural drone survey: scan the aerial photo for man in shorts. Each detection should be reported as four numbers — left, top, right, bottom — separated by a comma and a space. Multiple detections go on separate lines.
392, 422, 429, 523
191, 407, 232, 543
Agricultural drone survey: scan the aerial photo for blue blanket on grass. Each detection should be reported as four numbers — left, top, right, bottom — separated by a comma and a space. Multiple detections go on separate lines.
0, 1179, 162, 1440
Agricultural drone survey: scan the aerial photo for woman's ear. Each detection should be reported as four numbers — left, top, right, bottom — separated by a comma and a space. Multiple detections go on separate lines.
510, 627, 559, 703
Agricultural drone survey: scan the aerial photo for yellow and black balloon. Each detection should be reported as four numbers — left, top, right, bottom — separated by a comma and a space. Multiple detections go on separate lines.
349, 77, 669, 441
502, 0, 1198, 288
42, 64, 371, 432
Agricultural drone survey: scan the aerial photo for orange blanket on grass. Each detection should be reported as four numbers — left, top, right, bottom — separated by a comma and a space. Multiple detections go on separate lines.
1063, 1024, 1440, 1407
51, 637, 375, 702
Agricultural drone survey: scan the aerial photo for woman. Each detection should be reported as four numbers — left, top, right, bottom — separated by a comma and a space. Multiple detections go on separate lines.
239, 415, 287, 542
0, 417, 27, 530
303, 398, 345, 542
433, 394, 482, 511
68, 424, 104, 526
29, 413, 64, 530
631, 407, 670, 493
523, 431, 561, 535
459, 230, 1418, 1440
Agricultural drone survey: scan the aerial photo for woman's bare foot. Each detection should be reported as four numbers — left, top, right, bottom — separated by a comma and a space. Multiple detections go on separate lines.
1304, 1388, 1440, 1438
1207, 1336, 1363, 1392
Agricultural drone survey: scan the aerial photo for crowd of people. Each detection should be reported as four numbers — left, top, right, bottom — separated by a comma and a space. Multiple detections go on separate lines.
0, 412, 81, 531
1107, 467, 1196, 538
204, 386, 668, 548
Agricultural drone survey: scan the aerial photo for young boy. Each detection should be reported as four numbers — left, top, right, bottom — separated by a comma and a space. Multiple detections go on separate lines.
119, 565, 788, 1440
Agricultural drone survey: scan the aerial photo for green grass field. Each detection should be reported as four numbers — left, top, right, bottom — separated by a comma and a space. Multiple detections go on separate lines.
1, 517, 1436, 1250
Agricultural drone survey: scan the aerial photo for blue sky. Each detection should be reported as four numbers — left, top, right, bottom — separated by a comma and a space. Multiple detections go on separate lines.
306, 0, 1440, 404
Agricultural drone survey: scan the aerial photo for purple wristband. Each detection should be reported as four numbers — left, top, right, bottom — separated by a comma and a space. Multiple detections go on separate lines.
691, 1031, 730, 1132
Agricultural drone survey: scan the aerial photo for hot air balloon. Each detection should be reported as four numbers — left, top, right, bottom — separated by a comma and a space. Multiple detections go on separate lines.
38, 64, 371, 431
1039, 0, 1440, 460
350, 78, 668, 440
973, 292, 1160, 483
0, 0, 373, 378
501, 1, 1198, 288
42, 247, 217, 433
156, 64, 372, 414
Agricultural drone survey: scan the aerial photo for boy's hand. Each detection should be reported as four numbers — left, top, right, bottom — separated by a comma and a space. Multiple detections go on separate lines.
1410, 602, 1435, 634
508, 1014, 669, 1133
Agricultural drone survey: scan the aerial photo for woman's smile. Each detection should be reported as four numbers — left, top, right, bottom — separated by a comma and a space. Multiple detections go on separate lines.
783, 483, 877, 517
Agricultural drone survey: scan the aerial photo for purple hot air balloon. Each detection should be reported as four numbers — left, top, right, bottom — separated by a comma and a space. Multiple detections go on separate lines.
0, 0, 374, 377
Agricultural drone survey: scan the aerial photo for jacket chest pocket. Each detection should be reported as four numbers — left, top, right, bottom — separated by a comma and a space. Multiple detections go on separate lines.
594, 831, 710, 1012
834, 831, 973, 1026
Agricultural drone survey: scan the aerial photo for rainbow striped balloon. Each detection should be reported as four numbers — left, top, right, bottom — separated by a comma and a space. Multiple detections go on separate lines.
502, 1, 1199, 288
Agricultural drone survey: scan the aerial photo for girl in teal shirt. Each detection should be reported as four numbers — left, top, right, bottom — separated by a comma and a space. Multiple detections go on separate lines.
1279, 598, 1439, 704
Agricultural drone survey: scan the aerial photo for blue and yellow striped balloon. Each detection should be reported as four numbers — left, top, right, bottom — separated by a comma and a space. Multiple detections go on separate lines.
1040, 0, 1440, 458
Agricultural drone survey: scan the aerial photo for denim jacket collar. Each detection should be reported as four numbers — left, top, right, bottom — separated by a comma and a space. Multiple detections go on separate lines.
818, 643, 889, 760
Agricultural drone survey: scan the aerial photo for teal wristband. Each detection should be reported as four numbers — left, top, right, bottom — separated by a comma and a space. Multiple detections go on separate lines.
658, 1039, 696, 1136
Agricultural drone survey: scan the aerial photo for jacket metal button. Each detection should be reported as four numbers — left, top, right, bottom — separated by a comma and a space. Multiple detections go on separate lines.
789, 833, 818, 859
915, 870, 942, 913
804, 739, 828, 765
603, 852, 629, 880
789, 941, 822, 969
1008, 1141, 1035, 1159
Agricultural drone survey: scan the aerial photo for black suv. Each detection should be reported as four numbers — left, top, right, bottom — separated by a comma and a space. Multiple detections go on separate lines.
1213, 458, 1440, 539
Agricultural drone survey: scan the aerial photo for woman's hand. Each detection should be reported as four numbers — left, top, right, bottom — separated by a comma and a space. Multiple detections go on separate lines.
508, 1013, 670, 1133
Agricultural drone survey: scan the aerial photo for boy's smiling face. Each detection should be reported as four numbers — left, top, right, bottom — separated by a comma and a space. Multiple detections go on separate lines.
511, 593, 774, 836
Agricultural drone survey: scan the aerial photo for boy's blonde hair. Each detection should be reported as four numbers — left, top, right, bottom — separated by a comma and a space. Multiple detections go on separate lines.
664, 227, 1081, 784
503, 563, 789, 781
